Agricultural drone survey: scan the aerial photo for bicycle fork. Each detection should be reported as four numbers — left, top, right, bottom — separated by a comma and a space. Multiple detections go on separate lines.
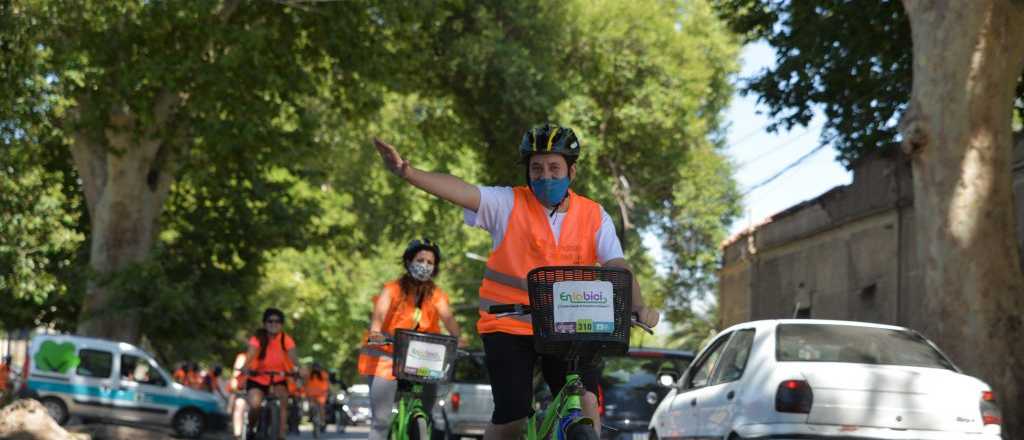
535, 373, 588, 440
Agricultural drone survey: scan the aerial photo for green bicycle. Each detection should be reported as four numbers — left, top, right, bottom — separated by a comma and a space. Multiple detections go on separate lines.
375, 329, 459, 440
488, 266, 653, 440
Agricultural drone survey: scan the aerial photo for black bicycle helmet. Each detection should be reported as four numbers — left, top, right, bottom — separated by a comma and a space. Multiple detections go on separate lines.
402, 238, 442, 276
519, 123, 581, 163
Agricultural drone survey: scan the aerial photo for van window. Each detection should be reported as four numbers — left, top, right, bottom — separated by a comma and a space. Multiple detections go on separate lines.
121, 354, 167, 387
77, 349, 113, 378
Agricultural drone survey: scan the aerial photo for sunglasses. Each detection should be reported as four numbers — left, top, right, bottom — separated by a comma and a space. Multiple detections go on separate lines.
264, 319, 283, 324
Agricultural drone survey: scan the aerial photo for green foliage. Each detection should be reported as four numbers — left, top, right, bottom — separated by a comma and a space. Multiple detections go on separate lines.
711, 0, 914, 166
558, 0, 742, 314
712, 0, 1024, 166
2, 0, 742, 371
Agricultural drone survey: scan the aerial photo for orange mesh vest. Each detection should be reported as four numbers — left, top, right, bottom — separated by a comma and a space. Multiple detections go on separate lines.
357, 280, 447, 378
477, 187, 601, 335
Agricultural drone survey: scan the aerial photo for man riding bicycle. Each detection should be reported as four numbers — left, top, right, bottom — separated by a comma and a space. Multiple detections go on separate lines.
245, 307, 299, 440
374, 124, 659, 438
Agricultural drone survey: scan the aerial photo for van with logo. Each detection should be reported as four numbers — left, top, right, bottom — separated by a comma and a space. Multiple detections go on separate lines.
23, 334, 227, 438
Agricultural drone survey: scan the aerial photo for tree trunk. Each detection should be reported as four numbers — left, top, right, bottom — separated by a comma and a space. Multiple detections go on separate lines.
70, 102, 178, 344
899, 1, 1024, 437
0, 398, 90, 440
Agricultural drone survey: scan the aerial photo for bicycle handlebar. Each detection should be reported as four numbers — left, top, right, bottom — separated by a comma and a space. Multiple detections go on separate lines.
487, 304, 532, 316
488, 303, 654, 334
244, 369, 299, 378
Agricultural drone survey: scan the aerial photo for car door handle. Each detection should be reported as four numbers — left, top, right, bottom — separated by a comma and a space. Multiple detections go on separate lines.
726, 391, 735, 400
690, 398, 697, 406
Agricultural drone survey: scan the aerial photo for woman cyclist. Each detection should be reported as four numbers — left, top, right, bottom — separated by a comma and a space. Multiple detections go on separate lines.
245, 307, 298, 440
304, 362, 330, 433
357, 239, 463, 440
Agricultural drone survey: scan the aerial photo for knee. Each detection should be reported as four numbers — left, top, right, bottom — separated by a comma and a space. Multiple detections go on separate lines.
582, 391, 598, 406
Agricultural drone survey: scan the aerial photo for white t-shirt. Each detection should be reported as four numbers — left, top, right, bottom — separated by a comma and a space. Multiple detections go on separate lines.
463, 186, 625, 264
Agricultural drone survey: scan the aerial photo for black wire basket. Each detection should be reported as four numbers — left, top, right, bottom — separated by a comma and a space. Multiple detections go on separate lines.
392, 329, 458, 384
527, 266, 633, 358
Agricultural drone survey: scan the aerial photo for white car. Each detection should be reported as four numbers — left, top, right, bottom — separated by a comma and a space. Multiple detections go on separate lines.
649, 319, 1003, 440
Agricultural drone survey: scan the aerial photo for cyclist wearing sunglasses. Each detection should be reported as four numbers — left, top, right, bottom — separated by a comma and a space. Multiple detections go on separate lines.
373, 124, 659, 438
245, 307, 298, 440
358, 238, 463, 440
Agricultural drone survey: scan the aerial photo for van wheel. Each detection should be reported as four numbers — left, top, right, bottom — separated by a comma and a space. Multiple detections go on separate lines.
173, 408, 206, 439
40, 397, 69, 425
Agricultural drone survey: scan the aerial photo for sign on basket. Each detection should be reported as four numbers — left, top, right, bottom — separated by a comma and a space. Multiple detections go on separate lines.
404, 340, 447, 379
553, 280, 615, 334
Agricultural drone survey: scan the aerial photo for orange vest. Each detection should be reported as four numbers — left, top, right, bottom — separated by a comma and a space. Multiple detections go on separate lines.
477, 187, 601, 335
357, 281, 449, 378
0, 364, 9, 390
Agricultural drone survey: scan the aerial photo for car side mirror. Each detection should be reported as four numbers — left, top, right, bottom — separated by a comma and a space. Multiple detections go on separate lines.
657, 371, 678, 388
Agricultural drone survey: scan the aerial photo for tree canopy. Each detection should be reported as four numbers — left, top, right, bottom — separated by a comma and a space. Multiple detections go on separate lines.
2, 0, 741, 373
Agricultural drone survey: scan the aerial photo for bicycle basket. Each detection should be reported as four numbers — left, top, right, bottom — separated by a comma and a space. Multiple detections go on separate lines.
527, 266, 633, 357
392, 329, 458, 384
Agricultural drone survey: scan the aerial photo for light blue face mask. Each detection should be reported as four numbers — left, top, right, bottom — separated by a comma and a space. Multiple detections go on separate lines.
530, 176, 571, 207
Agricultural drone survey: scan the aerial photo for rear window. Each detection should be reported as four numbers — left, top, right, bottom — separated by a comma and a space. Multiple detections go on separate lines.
602, 356, 690, 389
776, 324, 956, 370
452, 356, 488, 384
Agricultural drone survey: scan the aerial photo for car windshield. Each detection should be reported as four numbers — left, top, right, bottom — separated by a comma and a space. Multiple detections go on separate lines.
776, 323, 956, 370
601, 356, 689, 389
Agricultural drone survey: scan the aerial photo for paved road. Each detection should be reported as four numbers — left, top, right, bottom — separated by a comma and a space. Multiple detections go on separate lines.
287, 424, 369, 439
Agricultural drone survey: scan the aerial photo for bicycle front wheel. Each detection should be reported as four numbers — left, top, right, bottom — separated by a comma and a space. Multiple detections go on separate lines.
407, 414, 430, 440
565, 421, 599, 440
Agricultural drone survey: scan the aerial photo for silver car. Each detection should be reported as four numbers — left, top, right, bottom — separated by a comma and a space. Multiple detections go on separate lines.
432, 352, 492, 439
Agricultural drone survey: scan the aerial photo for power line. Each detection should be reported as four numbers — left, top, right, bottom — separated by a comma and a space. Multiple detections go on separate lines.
735, 122, 823, 170
740, 134, 837, 197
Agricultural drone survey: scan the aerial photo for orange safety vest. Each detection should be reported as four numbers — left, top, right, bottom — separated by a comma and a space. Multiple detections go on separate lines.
0, 364, 10, 391
357, 280, 449, 378
477, 187, 601, 335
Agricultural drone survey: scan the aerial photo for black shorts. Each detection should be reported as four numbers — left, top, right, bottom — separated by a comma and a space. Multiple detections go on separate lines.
482, 332, 600, 424
245, 379, 288, 395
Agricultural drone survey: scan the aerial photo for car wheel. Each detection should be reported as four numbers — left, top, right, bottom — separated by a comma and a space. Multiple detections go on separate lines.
172, 408, 206, 439
727, 433, 745, 440
40, 397, 69, 425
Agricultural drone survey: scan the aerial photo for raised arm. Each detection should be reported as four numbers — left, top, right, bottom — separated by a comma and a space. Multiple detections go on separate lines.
373, 138, 481, 211
603, 258, 660, 328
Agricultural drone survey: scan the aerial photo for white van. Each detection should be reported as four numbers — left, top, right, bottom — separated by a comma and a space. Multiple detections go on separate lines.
24, 334, 227, 438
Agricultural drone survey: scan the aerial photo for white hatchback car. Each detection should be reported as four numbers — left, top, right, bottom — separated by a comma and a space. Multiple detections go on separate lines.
649, 319, 1002, 440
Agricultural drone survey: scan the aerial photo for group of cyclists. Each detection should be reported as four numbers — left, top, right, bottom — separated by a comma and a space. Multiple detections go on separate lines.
230, 123, 659, 440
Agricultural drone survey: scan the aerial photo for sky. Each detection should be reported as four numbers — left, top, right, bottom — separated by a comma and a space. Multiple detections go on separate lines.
723, 41, 852, 236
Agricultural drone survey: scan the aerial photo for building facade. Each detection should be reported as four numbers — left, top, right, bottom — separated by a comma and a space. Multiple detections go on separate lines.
719, 144, 1024, 339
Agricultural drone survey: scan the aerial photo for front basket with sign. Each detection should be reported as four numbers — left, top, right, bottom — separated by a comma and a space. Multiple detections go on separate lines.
392, 329, 458, 384
528, 266, 633, 358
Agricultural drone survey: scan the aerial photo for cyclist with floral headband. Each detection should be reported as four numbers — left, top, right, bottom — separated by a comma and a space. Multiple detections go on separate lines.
373, 124, 659, 438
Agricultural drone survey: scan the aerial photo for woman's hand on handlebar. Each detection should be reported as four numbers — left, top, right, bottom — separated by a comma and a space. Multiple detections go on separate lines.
634, 304, 660, 328
368, 331, 390, 346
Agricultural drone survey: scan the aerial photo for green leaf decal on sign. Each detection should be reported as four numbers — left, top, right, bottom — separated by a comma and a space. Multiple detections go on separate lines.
35, 341, 80, 374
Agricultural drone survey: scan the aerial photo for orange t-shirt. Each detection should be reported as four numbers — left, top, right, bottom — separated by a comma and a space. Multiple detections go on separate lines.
305, 372, 329, 397
247, 333, 296, 385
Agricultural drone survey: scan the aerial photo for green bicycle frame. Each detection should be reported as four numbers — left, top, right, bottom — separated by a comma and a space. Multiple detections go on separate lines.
527, 373, 586, 440
390, 381, 430, 440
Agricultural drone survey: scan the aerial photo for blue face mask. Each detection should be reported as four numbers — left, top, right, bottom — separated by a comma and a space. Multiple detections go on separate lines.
529, 176, 571, 207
